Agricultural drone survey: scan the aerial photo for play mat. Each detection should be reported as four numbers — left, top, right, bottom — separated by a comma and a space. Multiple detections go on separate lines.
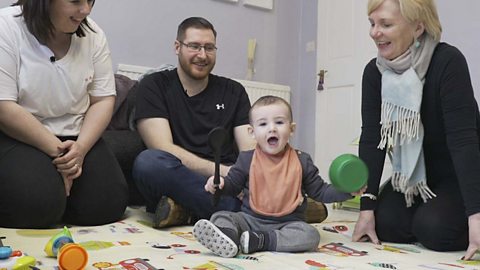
1, 206, 479, 270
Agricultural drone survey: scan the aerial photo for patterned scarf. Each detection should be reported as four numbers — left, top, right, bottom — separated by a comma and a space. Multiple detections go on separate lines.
376, 33, 438, 207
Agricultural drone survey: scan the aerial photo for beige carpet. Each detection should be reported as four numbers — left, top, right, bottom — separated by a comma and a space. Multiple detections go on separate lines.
1, 206, 479, 270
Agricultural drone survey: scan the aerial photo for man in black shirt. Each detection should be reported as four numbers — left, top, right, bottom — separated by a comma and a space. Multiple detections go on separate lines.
133, 17, 255, 228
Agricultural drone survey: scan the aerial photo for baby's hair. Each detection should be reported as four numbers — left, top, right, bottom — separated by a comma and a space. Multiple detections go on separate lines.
249, 95, 292, 123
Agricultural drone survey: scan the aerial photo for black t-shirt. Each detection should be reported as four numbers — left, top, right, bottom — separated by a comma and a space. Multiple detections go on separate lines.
135, 68, 251, 164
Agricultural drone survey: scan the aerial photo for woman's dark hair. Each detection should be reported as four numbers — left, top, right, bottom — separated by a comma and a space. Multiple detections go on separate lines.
12, 0, 96, 43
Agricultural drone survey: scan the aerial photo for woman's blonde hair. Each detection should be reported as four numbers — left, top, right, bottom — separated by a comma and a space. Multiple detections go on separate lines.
367, 0, 442, 41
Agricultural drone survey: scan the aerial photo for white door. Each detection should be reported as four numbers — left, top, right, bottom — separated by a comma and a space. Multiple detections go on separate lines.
314, 0, 379, 178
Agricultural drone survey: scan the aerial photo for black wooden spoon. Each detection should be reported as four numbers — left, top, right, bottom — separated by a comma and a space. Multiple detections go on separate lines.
207, 127, 228, 206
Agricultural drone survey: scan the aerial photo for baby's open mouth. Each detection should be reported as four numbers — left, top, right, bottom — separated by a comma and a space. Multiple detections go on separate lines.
267, 136, 278, 146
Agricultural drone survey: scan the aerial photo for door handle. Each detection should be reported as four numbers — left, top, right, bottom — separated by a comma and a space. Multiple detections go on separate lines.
317, 69, 328, 90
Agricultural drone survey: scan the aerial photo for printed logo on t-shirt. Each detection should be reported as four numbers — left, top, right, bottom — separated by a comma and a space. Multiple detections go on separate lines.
216, 104, 225, 110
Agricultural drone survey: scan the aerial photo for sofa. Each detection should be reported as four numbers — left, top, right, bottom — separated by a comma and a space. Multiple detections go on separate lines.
102, 74, 146, 206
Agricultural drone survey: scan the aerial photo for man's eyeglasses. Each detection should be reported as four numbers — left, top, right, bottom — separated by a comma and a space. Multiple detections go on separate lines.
178, 41, 217, 54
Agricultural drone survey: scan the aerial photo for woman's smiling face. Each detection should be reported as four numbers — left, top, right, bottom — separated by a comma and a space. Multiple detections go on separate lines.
368, 0, 421, 60
50, 0, 94, 35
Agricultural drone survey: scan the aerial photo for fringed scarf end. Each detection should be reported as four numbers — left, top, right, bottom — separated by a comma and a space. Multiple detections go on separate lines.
392, 172, 436, 207
391, 172, 408, 192
378, 101, 421, 150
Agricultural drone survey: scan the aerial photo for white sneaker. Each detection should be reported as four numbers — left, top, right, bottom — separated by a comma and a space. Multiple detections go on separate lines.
193, 219, 239, 258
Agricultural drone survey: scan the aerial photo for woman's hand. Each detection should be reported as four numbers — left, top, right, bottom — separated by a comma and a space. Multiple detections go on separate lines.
204, 176, 225, 194
352, 210, 381, 244
463, 212, 480, 260
52, 140, 86, 181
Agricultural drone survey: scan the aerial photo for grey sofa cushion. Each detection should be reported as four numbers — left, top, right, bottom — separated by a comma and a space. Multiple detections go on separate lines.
108, 74, 138, 131
104, 74, 145, 205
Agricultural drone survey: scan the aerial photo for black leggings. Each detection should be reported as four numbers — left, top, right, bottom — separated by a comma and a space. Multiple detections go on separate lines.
0, 132, 129, 228
375, 180, 468, 251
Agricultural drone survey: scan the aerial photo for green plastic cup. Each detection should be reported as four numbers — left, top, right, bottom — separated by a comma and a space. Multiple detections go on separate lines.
329, 154, 368, 193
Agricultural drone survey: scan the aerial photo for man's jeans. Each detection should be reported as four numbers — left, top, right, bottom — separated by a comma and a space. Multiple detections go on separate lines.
133, 149, 241, 218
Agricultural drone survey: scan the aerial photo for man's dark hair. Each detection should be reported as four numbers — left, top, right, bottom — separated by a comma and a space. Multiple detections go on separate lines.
176, 17, 217, 41
12, 0, 96, 44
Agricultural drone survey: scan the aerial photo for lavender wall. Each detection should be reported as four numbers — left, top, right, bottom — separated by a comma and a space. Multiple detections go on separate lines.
0, 0, 317, 152
0, 0, 306, 93
1, 0, 477, 157
436, 0, 480, 101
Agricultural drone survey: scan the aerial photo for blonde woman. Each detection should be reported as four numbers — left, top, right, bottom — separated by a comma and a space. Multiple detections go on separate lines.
352, 0, 480, 260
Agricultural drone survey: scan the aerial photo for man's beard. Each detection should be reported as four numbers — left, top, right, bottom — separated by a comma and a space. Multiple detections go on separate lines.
178, 56, 215, 80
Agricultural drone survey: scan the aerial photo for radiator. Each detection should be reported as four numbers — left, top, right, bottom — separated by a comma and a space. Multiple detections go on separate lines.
117, 64, 291, 104
234, 79, 290, 104
117, 64, 160, 81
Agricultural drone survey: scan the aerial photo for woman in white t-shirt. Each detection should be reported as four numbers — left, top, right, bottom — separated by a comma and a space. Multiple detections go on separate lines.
0, 0, 128, 228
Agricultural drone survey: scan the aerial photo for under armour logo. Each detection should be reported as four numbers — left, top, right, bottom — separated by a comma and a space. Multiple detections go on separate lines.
216, 104, 225, 110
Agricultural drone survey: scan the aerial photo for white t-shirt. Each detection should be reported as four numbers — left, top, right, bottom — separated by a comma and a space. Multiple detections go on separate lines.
0, 6, 115, 136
